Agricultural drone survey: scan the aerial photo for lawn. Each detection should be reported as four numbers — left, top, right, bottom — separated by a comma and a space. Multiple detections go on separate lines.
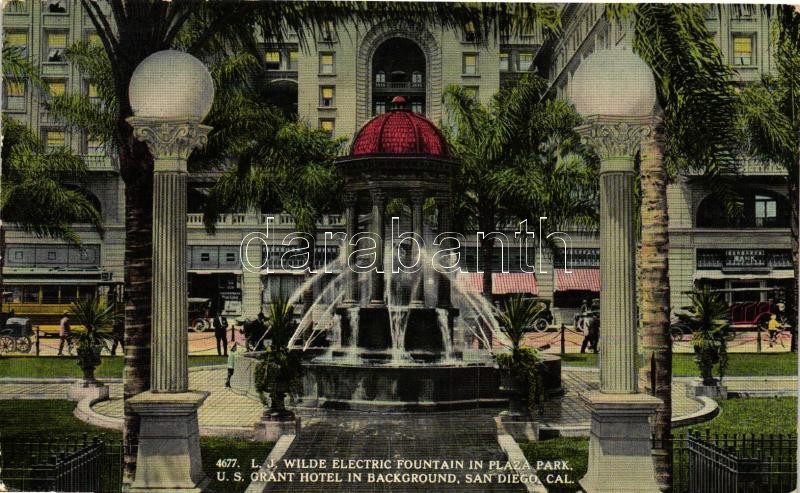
0, 355, 226, 378
519, 397, 797, 493
560, 352, 797, 376
0, 400, 272, 493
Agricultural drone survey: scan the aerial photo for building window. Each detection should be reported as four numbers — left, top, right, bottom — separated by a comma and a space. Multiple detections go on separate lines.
374, 101, 386, 115
3, 80, 26, 111
86, 31, 102, 46
463, 86, 479, 101
5, 31, 28, 57
86, 134, 103, 155
264, 51, 281, 70
319, 86, 335, 107
200, 252, 210, 262
46, 0, 67, 13
46, 80, 66, 99
462, 53, 478, 76
43, 129, 66, 150
319, 52, 335, 75
45, 31, 67, 63
288, 50, 299, 70
411, 101, 423, 114
754, 194, 777, 227
499, 52, 510, 71
733, 35, 754, 65
320, 20, 336, 43
3, 0, 28, 13
518, 52, 534, 71
319, 118, 334, 135
375, 71, 386, 87
463, 21, 479, 43
265, 51, 281, 70
411, 71, 423, 88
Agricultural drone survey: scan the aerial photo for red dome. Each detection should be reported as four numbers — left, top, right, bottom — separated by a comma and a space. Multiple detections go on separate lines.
350, 108, 450, 158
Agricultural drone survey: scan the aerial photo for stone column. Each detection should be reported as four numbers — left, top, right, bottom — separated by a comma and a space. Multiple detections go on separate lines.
577, 116, 661, 493
369, 189, 386, 306
410, 191, 426, 307
436, 195, 452, 308
343, 192, 358, 306
126, 117, 211, 493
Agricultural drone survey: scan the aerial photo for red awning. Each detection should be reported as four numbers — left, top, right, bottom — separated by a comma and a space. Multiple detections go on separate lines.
456, 272, 538, 295
555, 268, 600, 292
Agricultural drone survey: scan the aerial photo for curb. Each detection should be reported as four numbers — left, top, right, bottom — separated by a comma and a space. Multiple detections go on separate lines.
497, 434, 548, 493
245, 434, 297, 493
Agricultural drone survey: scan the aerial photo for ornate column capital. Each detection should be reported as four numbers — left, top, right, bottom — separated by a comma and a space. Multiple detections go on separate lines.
577, 115, 658, 164
126, 117, 211, 171
409, 190, 426, 206
343, 191, 358, 207
369, 189, 387, 208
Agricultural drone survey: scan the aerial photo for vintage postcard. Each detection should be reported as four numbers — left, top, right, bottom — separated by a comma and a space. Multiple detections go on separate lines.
0, 1, 797, 492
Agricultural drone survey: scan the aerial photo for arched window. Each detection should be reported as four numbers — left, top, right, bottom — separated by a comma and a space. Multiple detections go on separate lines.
375, 70, 386, 87
696, 189, 789, 228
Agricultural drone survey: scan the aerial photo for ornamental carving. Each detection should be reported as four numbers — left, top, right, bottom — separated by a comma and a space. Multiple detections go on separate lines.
577, 116, 657, 160
127, 117, 212, 165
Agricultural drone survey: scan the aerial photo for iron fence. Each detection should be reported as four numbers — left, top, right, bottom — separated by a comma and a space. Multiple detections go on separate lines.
0, 432, 129, 492
669, 429, 797, 493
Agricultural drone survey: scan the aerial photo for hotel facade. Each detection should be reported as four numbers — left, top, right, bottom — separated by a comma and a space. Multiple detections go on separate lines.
1, 2, 792, 327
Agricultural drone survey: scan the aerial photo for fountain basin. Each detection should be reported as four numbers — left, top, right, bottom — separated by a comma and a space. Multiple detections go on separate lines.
231, 351, 563, 410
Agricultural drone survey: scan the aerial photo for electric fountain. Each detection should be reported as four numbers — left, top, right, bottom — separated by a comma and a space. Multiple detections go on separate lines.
232, 96, 560, 410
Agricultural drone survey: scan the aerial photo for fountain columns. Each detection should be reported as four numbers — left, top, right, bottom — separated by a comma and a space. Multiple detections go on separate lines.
369, 189, 387, 306
436, 195, 452, 308
410, 191, 426, 307
343, 192, 358, 305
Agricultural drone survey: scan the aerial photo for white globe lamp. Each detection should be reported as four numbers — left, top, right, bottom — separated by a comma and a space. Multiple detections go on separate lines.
570, 46, 657, 118
128, 49, 215, 120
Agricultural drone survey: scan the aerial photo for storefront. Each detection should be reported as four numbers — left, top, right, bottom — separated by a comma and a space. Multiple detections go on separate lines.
187, 245, 243, 317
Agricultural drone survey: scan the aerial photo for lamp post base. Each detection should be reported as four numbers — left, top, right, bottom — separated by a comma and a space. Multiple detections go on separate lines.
579, 391, 662, 493
128, 391, 210, 493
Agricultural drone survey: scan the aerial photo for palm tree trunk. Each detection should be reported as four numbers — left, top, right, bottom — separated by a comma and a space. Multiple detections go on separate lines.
0, 224, 5, 314
788, 168, 798, 352
119, 144, 154, 485
480, 203, 496, 300
639, 129, 673, 492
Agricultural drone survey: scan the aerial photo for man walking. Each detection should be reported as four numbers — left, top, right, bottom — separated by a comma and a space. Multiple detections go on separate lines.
213, 311, 228, 356
57, 311, 71, 356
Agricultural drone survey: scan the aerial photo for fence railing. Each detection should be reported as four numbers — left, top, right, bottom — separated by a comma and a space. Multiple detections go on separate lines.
1, 432, 128, 492
669, 430, 797, 493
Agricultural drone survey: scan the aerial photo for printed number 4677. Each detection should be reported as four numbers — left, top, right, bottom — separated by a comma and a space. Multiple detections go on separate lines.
216, 458, 238, 468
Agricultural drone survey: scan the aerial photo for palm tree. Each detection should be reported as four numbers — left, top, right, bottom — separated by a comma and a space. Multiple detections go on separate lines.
496, 295, 545, 413
674, 287, 730, 384
606, 6, 743, 490
0, 117, 104, 313
737, 5, 799, 351
254, 296, 301, 416
443, 75, 598, 296
68, 295, 118, 382
203, 122, 345, 313
50, 1, 559, 480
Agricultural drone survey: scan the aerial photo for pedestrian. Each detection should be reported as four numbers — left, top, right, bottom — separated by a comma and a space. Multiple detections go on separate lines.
110, 317, 124, 356
767, 314, 781, 347
580, 313, 599, 354
225, 323, 245, 388
57, 311, 72, 356
213, 311, 228, 356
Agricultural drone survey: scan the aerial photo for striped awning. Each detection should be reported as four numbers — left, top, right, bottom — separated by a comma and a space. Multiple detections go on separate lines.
456, 272, 538, 295
555, 268, 600, 292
